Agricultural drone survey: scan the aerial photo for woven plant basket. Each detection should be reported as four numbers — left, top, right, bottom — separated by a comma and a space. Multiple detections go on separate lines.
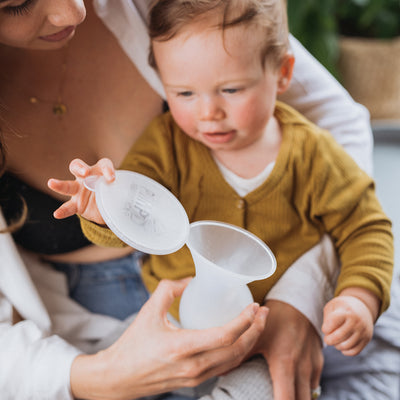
338, 36, 400, 121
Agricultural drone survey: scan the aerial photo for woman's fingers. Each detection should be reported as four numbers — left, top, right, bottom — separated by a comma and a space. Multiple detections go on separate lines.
139, 279, 268, 383
149, 279, 267, 356
164, 306, 269, 387
260, 300, 323, 400
194, 304, 267, 359
296, 374, 312, 400
268, 356, 296, 400
93, 280, 268, 398
144, 279, 191, 325
310, 346, 324, 395
295, 350, 322, 400
179, 303, 265, 356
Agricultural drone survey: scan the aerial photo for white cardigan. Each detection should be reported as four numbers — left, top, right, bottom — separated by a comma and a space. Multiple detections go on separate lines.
0, 0, 373, 398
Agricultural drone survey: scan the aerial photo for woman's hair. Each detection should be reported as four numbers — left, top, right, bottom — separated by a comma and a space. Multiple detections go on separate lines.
0, 108, 27, 234
0, 132, 5, 179
148, 0, 289, 70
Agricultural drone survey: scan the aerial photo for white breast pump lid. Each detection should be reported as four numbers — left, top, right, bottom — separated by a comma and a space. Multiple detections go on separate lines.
92, 170, 190, 255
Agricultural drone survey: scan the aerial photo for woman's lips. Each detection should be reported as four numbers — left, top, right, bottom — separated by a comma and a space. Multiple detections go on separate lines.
39, 26, 76, 42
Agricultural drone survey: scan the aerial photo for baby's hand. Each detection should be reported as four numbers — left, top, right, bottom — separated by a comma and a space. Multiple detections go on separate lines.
48, 158, 116, 225
321, 295, 374, 356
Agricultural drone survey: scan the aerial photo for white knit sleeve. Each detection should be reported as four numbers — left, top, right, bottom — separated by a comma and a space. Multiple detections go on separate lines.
265, 235, 340, 339
0, 296, 81, 400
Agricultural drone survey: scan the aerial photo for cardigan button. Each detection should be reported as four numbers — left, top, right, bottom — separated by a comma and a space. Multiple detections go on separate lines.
236, 199, 245, 209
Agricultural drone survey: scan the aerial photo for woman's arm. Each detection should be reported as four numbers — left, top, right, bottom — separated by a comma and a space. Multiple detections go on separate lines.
0, 272, 267, 400
255, 236, 338, 400
0, 209, 267, 400
0, 211, 82, 399
259, 36, 374, 400
0, 299, 81, 400
281, 35, 373, 175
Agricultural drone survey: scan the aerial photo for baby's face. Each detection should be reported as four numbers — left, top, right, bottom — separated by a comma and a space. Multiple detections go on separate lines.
153, 22, 291, 155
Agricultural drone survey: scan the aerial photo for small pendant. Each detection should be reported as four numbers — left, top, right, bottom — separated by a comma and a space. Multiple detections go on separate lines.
53, 103, 67, 115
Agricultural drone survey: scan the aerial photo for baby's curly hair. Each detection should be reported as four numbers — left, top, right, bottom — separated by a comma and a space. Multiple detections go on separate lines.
148, 0, 289, 70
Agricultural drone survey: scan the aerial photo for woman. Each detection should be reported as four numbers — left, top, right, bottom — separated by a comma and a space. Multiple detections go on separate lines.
0, 1, 382, 399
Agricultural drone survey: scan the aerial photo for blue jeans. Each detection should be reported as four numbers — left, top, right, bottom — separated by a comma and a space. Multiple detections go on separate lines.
52, 251, 150, 320
52, 252, 195, 400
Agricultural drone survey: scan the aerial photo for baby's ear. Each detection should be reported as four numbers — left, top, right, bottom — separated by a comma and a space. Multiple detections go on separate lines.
277, 53, 295, 94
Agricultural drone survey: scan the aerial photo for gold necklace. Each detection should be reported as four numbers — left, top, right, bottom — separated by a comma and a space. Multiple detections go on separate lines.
28, 47, 69, 116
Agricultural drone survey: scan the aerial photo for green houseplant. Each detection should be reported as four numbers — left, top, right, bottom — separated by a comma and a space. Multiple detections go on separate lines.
337, 0, 400, 40
287, 0, 338, 76
287, 0, 400, 120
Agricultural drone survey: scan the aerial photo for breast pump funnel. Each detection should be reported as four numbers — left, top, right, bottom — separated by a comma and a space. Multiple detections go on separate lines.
88, 171, 276, 330
179, 221, 276, 330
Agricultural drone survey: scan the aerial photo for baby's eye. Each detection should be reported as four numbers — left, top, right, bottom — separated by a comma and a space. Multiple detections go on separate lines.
177, 91, 194, 97
222, 88, 241, 94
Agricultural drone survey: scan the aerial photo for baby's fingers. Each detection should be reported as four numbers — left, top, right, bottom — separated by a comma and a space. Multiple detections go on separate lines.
93, 158, 116, 182
334, 331, 363, 354
324, 323, 353, 347
53, 199, 79, 219
69, 158, 92, 179
48, 178, 81, 197
324, 324, 353, 346
321, 309, 346, 335
69, 158, 115, 183
340, 340, 366, 356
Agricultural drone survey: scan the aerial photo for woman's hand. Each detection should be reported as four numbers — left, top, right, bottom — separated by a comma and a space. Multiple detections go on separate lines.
70, 278, 269, 400
47, 158, 115, 225
251, 300, 324, 400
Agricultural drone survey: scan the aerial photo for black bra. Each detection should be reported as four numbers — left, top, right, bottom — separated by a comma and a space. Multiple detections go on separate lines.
0, 172, 91, 255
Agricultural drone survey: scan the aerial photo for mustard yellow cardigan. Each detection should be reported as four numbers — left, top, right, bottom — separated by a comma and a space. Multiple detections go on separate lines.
81, 102, 393, 320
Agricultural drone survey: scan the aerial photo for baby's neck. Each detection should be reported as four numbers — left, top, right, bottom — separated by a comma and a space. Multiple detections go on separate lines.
212, 116, 282, 179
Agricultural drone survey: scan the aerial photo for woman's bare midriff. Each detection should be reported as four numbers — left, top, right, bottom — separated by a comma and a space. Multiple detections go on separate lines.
0, 3, 163, 264
43, 245, 135, 264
